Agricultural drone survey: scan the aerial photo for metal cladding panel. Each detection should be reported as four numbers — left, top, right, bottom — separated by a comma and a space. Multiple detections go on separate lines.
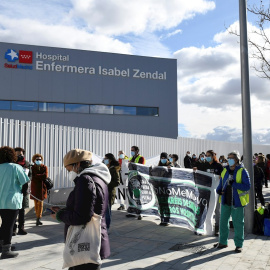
0, 42, 177, 138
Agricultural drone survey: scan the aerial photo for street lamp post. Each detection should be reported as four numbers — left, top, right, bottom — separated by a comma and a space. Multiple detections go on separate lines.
239, 0, 254, 233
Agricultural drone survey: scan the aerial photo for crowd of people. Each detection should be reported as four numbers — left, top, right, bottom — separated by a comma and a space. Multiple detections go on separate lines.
0, 144, 270, 267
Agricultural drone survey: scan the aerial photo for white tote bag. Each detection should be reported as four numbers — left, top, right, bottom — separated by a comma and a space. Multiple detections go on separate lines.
62, 213, 102, 269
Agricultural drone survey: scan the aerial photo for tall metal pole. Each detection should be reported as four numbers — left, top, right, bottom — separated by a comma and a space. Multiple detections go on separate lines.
239, 0, 254, 233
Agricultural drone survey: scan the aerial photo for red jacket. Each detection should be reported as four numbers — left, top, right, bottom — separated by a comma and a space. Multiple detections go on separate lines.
30, 164, 48, 201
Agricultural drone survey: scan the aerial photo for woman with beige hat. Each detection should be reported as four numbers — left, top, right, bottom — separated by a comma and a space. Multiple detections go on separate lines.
51, 149, 111, 269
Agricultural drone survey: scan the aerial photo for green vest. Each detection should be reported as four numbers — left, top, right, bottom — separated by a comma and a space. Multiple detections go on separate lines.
219, 167, 249, 206
129, 155, 144, 164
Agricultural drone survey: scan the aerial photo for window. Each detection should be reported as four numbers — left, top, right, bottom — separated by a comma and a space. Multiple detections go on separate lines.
12, 101, 38, 111
114, 106, 136, 115
0, 100, 11, 110
90, 105, 113, 114
65, 104, 89, 114
39, 102, 64, 112
136, 107, 158, 116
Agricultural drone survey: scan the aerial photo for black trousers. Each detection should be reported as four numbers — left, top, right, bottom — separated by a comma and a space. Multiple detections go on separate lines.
69, 263, 101, 270
0, 209, 19, 245
255, 185, 265, 206
13, 207, 25, 231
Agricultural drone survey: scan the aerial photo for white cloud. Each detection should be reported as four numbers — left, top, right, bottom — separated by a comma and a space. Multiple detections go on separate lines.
160, 29, 182, 40
70, 0, 215, 35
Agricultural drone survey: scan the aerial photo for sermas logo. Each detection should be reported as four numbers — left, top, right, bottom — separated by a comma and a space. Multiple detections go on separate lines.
5, 49, 19, 62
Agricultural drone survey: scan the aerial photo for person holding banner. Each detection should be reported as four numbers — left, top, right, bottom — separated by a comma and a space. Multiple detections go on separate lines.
193, 153, 207, 171
158, 152, 171, 168
128, 146, 145, 219
205, 150, 223, 236
169, 154, 181, 168
214, 151, 250, 253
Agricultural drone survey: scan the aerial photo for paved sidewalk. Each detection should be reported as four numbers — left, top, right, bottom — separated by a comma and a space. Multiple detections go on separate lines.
0, 190, 270, 270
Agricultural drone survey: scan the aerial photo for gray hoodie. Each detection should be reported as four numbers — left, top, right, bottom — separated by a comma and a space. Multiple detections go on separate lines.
79, 162, 111, 185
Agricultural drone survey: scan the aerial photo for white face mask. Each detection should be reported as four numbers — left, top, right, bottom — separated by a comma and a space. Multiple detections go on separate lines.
69, 170, 78, 182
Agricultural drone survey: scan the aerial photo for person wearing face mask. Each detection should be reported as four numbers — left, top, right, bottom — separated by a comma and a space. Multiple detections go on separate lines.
158, 152, 171, 167
51, 149, 111, 270
204, 150, 223, 236
214, 151, 250, 253
13, 147, 31, 236
193, 153, 207, 171
191, 154, 198, 167
117, 150, 129, 211
30, 154, 48, 226
129, 146, 145, 165
219, 155, 228, 167
169, 154, 181, 168
184, 151, 192, 168
103, 153, 120, 229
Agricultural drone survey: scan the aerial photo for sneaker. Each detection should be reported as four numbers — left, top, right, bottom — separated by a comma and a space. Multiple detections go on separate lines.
235, 247, 243, 253
213, 243, 228, 249
117, 205, 125, 210
159, 222, 169, 226
137, 215, 142, 220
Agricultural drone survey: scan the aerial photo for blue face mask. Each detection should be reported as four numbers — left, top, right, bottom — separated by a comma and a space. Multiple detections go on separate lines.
169, 158, 173, 162
35, 160, 42, 165
119, 154, 125, 159
131, 151, 135, 157
104, 159, 109, 165
200, 157, 205, 161
205, 157, 212, 163
161, 159, 167, 164
193, 156, 196, 159
228, 159, 235, 167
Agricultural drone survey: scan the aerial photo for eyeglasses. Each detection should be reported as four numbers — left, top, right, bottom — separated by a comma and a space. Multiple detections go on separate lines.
36, 159, 42, 161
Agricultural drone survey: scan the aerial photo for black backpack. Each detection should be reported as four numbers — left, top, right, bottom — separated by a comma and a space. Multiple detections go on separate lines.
44, 177, 54, 190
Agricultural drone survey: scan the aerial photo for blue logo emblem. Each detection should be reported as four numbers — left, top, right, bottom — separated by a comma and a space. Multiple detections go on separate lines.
5, 49, 19, 62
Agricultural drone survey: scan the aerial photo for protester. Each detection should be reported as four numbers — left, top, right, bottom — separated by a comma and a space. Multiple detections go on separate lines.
214, 151, 250, 253
205, 150, 224, 236
191, 154, 197, 167
13, 147, 31, 236
30, 154, 48, 226
104, 153, 120, 229
0, 146, 29, 259
129, 146, 145, 164
52, 149, 111, 270
184, 151, 192, 168
219, 155, 228, 167
117, 150, 129, 210
254, 159, 265, 207
266, 154, 270, 188
158, 152, 171, 168
128, 146, 145, 219
256, 155, 267, 188
193, 153, 207, 171
169, 154, 181, 168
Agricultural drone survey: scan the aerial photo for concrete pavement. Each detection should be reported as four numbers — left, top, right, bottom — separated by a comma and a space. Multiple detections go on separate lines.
0, 190, 270, 270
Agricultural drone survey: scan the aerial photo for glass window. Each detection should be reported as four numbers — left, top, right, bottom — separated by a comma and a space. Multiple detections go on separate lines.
90, 105, 113, 114
137, 107, 159, 116
114, 106, 136, 115
39, 102, 64, 112
12, 101, 38, 111
0, 100, 11, 110
65, 104, 89, 114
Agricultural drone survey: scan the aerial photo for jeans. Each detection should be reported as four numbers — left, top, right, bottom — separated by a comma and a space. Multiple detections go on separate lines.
105, 203, 111, 229
219, 204, 244, 248
0, 209, 19, 245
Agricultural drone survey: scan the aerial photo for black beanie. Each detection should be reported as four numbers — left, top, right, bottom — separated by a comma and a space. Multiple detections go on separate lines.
160, 152, 168, 159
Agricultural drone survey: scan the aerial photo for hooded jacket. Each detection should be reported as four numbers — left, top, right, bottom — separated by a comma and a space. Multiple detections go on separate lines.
57, 163, 111, 260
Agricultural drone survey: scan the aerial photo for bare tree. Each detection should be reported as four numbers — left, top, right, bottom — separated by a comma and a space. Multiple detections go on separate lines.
229, 1, 270, 79
247, 0, 270, 79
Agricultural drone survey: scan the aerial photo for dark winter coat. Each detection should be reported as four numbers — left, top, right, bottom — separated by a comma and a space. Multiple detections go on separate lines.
184, 155, 192, 168
108, 165, 120, 205
30, 164, 48, 201
57, 167, 111, 260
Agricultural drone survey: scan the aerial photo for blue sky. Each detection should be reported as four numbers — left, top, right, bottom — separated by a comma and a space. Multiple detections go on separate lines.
0, 0, 269, 144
